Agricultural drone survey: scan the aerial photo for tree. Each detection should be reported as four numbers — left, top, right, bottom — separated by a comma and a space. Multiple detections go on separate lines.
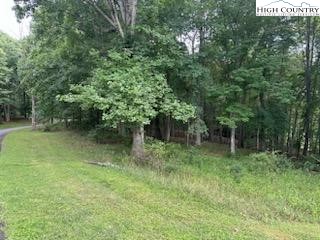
303, 17, 317, 156
61, 51, 195, 159
84, 0, 138, 39
218, 104, 253, 154
0, 48, 11, 122
15, 0, 320, 159
0, 32, 21, 122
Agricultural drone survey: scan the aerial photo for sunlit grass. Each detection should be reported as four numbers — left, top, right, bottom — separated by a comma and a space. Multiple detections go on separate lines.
0, 130, 319, 239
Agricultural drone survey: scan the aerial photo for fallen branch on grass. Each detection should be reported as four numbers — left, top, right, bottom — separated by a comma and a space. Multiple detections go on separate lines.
86, 161, 123, 170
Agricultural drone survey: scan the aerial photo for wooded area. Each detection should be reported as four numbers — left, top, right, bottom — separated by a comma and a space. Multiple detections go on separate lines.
1, 1, 320, 239
1, 0, 320, 164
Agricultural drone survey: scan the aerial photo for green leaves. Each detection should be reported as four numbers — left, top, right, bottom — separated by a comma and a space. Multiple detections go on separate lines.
160, 93, 195, 123
217, 104, 253, 129
188, 117, 208, 136
0, 35, 18, 105
61, 50, 195, 127
0, 49, 9, 81
232, 67, 267, 90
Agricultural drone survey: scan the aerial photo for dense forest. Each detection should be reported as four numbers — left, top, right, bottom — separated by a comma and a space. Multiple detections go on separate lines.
0, 31, 28, 123
2, 0, 320, 164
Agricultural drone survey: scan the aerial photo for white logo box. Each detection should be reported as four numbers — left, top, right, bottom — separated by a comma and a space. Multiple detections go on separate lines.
256, 0, 320, 16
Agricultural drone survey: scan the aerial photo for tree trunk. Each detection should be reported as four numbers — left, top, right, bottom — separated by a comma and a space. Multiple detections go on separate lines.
131, 125, 145, 160
208, 122, 215, 142
316, 54, 320, 154
318, 117, 320, 155
151, 116, 162, 140
3, 105, 7, 122
231, 127, 236, 155
32, 95, 37, 130
239, 125, 245, 148
219, 125, 223, 143
171, 121, 175, 139
23, 91, 27, 119
164, 116, 171, 142
291, 108, 299, 155
286, 107, 292, 154
303, 17, 313, 156
4, 105, 10, 122
89, 0, 138, 40
118, 123, 127, 137
0, 105, 3, 124
186, 121, 190, 146
314, 116, 320, 154
256, 128, 260, 151
297, 128, 303, 159
195, 131, 201, 146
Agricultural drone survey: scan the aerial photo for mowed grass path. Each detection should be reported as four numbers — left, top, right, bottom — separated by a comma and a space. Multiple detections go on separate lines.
0, 130, 319, 239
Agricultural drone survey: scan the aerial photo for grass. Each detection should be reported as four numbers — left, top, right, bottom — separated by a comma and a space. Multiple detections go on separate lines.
0, 120, 31, 129
0, 129, 319, 239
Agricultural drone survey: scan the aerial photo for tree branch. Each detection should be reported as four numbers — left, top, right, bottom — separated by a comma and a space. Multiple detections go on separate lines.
85, 0, 117, 29
109, 0, 125, 38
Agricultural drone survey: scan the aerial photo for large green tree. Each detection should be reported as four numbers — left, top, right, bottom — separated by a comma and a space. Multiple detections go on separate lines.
0, 32, 21, 122
62, 51, 194, 159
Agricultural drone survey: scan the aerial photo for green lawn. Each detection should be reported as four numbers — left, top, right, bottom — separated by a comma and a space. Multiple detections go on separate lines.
0, 120, 31, 129
0, 130, 319, 239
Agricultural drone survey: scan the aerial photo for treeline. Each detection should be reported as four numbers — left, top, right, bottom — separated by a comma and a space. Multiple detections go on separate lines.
0, 32, 29, 122
11, 0, 320, 159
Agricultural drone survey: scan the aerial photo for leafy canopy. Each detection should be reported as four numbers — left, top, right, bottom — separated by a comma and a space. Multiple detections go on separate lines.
61, 50, 195, 127
217, 104, 253, 129
0, 45, 12, 104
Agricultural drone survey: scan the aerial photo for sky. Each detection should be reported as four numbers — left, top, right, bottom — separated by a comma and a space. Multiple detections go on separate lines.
0, 0, 30, 39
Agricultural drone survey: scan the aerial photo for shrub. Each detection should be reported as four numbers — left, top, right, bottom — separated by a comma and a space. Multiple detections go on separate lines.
183, 147, 206, 170
247, 152, 292, 173
87, 125, 129, 144
144, 139, 182, 173
144, 140, 166, 171
185, 146, 198, 165
68, 120, 95, 131
275, 154, 293, 171
42, 123, 64, 132
303, 155, 320, 172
